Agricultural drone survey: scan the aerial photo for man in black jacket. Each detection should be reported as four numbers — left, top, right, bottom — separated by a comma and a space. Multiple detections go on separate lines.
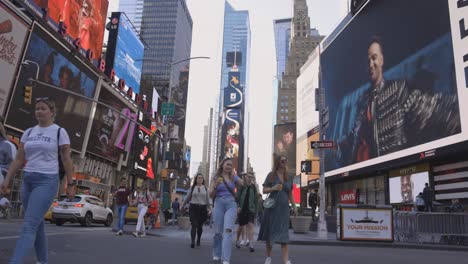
308, 190, 318, 222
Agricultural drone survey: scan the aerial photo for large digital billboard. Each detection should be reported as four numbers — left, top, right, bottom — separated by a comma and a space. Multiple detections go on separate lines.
24, 0, 108, 60
133, 113, 154, 179
105, 12, 144, 97
322, 0, 468, 176
274, 123, 296, 171
389, 164, 430, 204
171, 68, 190, 141
0, 2, 29, 116
5, 23, 98, 150
221, 109, 242, 171
223, 71, 243, 109
87, 86, 137, 162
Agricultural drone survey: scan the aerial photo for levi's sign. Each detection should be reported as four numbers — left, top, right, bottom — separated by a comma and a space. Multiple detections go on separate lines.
311, 141, 334, 149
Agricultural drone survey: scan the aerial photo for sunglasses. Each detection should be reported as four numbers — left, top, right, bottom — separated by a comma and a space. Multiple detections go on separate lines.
35, 97, 49, 102
281, 159, 287, 163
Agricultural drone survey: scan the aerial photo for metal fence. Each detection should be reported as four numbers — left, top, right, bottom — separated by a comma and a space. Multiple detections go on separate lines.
394, 211, 468, 245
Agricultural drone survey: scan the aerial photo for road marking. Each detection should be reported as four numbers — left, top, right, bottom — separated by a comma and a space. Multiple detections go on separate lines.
0, 228, 112, 240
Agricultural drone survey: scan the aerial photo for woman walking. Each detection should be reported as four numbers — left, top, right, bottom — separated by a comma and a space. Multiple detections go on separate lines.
258, 155, 297, 264
133, 185, 152, 237
181, 173, 210, 248
0, 122, 17, 185
0, 98, 75, 264
209, 158, 244, 264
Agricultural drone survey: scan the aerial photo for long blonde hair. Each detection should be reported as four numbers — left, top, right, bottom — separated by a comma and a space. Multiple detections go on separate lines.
215, 158, 234, 180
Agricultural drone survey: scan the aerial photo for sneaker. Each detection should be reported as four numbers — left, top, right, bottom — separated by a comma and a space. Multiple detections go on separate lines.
222, 261, 230, 264
249, 246, 255, 252
140, 232, 146, 237
264, 257, 272, 264
213, 256, 220, 261
132, 232, 139, 237
286, 261, 292, 264
240, 240, 246, 246
235, 240, 241, 249
245, 240, 250, 247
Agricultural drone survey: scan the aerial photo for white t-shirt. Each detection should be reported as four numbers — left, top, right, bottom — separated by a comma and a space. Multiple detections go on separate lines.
21, 124, 70, 174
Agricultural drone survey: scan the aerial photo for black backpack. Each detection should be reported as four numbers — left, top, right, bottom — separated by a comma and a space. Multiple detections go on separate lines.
27, 126, 65, 181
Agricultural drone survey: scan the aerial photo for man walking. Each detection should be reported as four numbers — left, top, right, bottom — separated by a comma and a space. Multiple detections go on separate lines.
171, 198, 180, 225
308, 189, 318, 222
114, 178, 132, 235
423, 183, 435, 212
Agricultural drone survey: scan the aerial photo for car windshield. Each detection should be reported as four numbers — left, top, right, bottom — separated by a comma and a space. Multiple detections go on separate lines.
58, 195, 82, 203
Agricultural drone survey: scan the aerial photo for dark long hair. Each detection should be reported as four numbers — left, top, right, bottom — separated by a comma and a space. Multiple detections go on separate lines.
270, 155, 289, 182
191, 173, 205, 193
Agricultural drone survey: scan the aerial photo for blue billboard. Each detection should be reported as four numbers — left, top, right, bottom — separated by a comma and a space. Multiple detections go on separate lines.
106, 12, 144, 96
223, 71, 243, 108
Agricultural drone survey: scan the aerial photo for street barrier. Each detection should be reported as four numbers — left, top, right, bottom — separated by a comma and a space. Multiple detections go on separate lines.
394, 211, 468, 245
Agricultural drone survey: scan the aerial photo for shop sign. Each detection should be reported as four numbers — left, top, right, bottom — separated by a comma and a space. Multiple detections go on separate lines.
339, 190, 357, 204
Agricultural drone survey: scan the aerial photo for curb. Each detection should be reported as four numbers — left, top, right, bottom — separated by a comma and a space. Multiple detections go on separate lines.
289, 239, 468, 252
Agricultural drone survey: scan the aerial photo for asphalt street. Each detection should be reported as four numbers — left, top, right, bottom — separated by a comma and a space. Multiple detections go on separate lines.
1, 220, 468, 264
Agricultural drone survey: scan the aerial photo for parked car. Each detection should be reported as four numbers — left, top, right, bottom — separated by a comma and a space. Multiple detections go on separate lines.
52, 195, 113, 227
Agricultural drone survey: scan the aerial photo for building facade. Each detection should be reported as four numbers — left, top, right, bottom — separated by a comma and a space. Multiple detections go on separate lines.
118, 0, 144, 32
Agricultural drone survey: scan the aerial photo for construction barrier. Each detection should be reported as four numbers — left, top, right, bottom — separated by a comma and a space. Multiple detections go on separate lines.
393, 211, 468, 245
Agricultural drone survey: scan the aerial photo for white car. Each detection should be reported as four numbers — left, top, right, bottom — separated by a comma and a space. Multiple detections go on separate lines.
52, 195, 113, 227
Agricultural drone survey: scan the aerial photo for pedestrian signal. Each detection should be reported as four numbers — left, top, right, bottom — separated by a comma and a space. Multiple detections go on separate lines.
23, 85, 33, 104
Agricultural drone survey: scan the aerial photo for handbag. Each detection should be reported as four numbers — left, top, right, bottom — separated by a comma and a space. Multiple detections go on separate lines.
263, 192, 279, 209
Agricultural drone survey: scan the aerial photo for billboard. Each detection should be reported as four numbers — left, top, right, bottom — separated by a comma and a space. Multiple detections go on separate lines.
389, 164, 430, 204
221, 109, 242, 171
87, 86, 137, 162
133, 113, 154, 179
339, 207, 393, 241
105, 12, 144, 97
322, 0, 467, 176
224, 71, 243, 109
5, 23, 98, 150
274, 123, 296, 170
24, 0, 109, 60
171, 68, 190, 141
0, 3, 29, 116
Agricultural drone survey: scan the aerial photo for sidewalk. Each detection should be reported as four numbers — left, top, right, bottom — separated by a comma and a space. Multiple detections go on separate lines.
115, 224, 468, 252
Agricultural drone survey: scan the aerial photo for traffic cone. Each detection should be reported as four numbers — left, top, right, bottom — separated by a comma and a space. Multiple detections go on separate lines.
154, 216, 161, 229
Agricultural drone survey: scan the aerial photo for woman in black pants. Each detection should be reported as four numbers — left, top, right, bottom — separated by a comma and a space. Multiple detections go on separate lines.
181, 173, 211, 248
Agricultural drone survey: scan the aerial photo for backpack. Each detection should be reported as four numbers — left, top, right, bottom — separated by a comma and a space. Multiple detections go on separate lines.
27, 126, 65, 181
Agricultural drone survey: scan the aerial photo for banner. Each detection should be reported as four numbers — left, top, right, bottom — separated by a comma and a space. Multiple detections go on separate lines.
274, 123, 296, 170
171, 69, 190, 141
105, 12, 144, 97
133, 113, 154, 179
340, 207, 393, 241
221, 109, 242, 171
322, 0, 465, 176
5, 23, 98, 150
0, 3, 29, 116
223, 71, 243, 108
24, 0, 109, 60
87, 87, 137, 162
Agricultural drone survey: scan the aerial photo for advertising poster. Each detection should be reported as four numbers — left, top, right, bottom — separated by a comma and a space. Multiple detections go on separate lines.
389, 164, 430, 204
87, 87, 137, 162
0, 3, 29, 116
171, 68, 190, 141
5, 23, 97, 150
223, 71, 243, 108
134, 113, 154, 179
322, 0, 465, 176
221, 109, 242, 171
24, 0, 109, 59
341, 208, 393, 241
105, 12, 144, 97
274, 123, 296, 170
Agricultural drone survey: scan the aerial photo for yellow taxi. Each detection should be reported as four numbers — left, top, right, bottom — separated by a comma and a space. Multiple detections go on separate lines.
124, 206, 150, 224
44, 199, 58, 223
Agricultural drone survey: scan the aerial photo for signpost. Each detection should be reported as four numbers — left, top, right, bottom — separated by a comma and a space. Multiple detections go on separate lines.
311, 141, 334, 149
161, 102, 175, 116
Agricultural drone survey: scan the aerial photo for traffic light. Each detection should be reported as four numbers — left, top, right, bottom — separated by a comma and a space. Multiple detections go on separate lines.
23, 85, 33, 104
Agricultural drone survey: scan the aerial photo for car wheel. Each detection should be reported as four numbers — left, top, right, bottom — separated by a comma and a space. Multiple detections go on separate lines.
55, 220, 64, 226
104, 214, 113, 227
81, 212, 92, 227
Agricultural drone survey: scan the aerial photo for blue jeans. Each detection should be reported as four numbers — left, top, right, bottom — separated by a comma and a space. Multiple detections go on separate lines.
171, 210, 178, 225
116, 204, 128, 231
212, 196, 237, 262
10, 172, 58, 264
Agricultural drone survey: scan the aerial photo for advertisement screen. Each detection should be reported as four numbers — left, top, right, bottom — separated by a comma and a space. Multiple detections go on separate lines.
322, 0, 467, 176
0, 3, 29, 116
221, 109, 242, 171
223, 71, 243, 109
389, 172, 429, 204
274, 123, 296, 170
5, 23, 97, 150
24, 0, 108, 60
106, 12, 144, 96
134, 113, 154, 179
171, 69, 190, 141
87, 87, 137, 162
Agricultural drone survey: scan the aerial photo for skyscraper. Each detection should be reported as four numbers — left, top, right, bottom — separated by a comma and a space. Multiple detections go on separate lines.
216, 1, 251, 172
276, 0, 322, 125
140, 0, 193, 143
118, 0, 144, 32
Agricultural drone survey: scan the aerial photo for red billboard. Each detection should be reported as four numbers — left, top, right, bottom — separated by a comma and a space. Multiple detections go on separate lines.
25, 0, 108, 60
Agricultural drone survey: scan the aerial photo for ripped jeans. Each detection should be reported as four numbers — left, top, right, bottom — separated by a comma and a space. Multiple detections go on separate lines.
212, 196, 237, 262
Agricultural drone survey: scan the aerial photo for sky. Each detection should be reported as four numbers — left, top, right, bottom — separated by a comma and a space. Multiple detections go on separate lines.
185, 0, 349, 187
